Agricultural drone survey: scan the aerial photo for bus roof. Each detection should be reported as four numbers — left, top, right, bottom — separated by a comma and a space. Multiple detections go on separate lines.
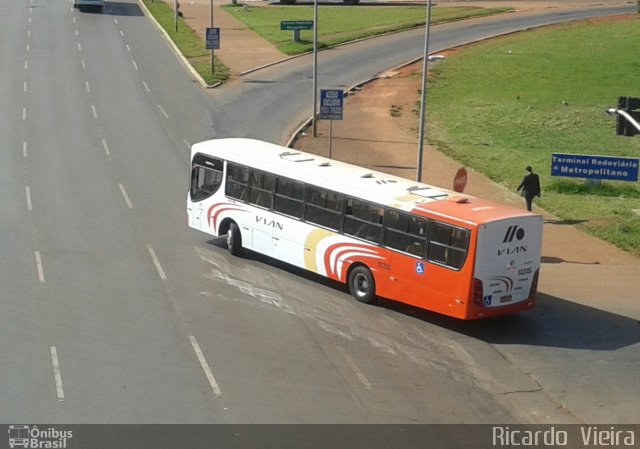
192, 138, 535, 226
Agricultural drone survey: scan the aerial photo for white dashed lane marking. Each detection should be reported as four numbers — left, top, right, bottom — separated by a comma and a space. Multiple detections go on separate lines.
189, 335, 223, 397
50, 346, 65, 401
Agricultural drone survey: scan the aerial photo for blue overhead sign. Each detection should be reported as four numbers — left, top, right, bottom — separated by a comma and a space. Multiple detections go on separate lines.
551, 153, 639, 182
206, 27, 220, 50
319, 89, 344, 120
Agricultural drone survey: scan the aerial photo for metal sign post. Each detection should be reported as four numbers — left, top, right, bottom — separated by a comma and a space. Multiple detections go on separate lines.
205, 28, 220, 77
320, 89, 344, 159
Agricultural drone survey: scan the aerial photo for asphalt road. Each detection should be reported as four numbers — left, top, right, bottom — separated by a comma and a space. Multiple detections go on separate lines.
1, 0, 638, 425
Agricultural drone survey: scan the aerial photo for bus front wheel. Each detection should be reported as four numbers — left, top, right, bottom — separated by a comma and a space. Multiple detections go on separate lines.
226, 222, 242, 256
348, 266, 377, 304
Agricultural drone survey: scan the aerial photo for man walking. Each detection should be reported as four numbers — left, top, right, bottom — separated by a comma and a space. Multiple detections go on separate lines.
516, 166, 541, 212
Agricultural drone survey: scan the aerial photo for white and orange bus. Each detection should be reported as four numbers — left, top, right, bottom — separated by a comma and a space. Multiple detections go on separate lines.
187, 138, 542, 320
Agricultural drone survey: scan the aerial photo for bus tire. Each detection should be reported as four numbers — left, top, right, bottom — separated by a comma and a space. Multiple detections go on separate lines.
348, 265, 377, 304
226, 222, 242, 256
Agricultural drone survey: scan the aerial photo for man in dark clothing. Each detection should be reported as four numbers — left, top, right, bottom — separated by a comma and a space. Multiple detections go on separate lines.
516, 166, 541, 212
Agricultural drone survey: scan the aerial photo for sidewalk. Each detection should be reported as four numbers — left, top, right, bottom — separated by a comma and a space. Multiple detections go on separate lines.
173, 0, 285, 76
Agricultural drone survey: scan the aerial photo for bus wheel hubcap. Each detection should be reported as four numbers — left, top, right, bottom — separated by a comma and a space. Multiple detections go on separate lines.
355, 274, 368, 296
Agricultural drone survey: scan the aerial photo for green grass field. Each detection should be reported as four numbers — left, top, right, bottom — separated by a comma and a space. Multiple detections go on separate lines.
224, 5, 512, 55
426, 16, 640, 256
142, 0, 229, 84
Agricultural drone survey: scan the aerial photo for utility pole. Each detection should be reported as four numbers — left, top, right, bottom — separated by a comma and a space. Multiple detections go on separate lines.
416, 0, 432, 182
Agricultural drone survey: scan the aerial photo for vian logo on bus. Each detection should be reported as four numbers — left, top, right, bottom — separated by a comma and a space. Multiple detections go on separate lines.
256, 216, 284, 230
502, 225, 525, 243
498, 225, 527, 256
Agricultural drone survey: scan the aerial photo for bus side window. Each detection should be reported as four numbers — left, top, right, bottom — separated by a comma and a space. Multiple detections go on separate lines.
249, 169, 274, 209
304, 186, 343, 231
344, 198, 383, 244
383, 209, 426, 257
190, 160, 223, 202
427, 222, 470, 269
274, 177, 304, 219
225, 163, 249, 202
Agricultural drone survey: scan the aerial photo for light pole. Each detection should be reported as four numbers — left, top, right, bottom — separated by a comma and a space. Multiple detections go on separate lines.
416, 0, 432, 182
210, 0, 214, 76
312, 0, 319, 137
174, 0, 178, 33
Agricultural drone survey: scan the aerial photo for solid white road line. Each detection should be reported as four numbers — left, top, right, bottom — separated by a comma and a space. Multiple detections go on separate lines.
337, 345, 373, 390
50, 346, 65, 401
35, 251, 44, 283
118, 183, 133, 209
25, 186, 32, 211
189, 335, 223, 397
147, 244, 167, 281
101, 138, 111, 157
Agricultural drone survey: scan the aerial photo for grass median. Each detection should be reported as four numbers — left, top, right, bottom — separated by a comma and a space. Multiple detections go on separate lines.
224, 5, 513, 55
142, 0, 229, 85
426, 16, 640, 256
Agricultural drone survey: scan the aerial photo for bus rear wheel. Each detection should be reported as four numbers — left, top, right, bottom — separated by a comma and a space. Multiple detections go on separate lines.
226, 222, 242, 256
348, 266, 376, 304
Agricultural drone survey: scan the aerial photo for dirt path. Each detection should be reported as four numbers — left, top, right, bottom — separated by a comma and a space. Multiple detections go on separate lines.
293, 60, 640, 315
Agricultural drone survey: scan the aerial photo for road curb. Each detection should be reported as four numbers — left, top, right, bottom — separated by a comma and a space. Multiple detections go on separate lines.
136, 0, 214, 88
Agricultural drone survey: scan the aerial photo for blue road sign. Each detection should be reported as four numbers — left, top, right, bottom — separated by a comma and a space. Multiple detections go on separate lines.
206, 27, 220, 50
551, 153, 639, 182
319, 89, 344, 120
280, 20, 314, 31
